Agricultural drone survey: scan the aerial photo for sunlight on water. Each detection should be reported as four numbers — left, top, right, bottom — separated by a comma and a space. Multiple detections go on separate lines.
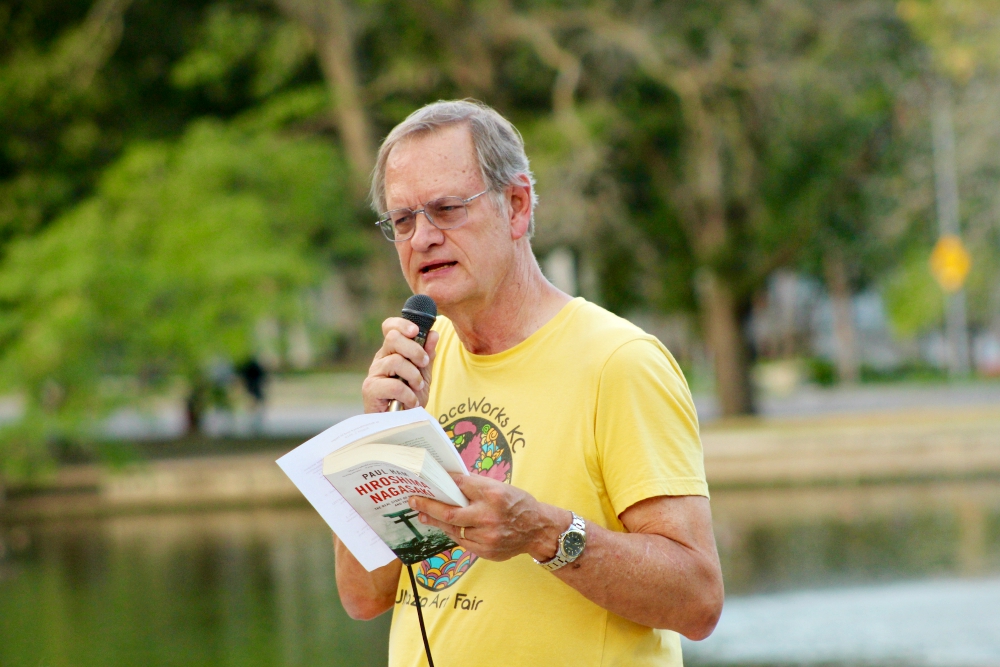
684, 577, 1000, 667
688, 479, 1000, 666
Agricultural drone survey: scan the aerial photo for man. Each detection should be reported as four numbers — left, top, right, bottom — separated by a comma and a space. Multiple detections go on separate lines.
336, 99, 724, 666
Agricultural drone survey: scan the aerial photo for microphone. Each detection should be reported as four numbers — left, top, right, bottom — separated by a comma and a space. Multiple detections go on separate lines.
388, 294, 437, 412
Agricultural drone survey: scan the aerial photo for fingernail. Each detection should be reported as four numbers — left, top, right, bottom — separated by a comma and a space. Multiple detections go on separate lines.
422, 354, 429, 365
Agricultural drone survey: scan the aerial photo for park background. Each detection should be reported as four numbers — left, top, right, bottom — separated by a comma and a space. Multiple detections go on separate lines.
0, 0, 999, 665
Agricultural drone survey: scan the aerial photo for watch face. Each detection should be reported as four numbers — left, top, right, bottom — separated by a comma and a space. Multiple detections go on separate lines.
562, 531, 586, 559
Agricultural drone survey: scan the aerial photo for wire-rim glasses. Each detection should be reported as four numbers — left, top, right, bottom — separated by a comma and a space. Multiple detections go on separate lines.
375, 190, 488, 242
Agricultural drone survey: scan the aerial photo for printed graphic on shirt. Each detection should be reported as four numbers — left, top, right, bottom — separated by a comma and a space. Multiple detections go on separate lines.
451, 417, 513, 482
415, 415, 514, 590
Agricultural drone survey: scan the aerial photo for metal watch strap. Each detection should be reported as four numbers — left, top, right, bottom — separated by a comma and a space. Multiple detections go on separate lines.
534, 512, 586, 572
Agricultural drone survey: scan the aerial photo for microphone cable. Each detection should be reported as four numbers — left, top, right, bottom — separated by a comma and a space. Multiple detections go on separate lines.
389, 294, 439, 665
406, 563, 435, 667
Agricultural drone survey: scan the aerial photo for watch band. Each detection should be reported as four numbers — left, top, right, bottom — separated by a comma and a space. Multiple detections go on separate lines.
534, 512, 586, 572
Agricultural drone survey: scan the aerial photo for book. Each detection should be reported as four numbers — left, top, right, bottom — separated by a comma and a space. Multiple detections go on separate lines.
276, 408, 470, 571
322, 428, 469, 564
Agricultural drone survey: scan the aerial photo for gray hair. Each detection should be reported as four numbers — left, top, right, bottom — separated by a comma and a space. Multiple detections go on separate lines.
369, 99, 538, 238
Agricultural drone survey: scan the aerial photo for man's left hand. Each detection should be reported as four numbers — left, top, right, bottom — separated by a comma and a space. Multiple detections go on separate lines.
408, 474, 568, 562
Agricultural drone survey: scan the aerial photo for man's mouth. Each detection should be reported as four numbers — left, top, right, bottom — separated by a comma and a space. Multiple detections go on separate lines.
420, 261, 457, 274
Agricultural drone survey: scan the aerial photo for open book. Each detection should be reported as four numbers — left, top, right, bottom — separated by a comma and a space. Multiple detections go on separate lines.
276, 408, 470, 571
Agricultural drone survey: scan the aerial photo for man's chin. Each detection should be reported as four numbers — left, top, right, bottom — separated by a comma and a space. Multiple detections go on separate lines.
412, 281, 468, 310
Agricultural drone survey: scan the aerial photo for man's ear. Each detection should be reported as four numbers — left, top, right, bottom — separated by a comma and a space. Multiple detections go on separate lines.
507, 175, 533, 241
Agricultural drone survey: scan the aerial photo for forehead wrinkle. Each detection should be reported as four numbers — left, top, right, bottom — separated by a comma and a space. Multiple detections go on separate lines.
383, 127, 483, 210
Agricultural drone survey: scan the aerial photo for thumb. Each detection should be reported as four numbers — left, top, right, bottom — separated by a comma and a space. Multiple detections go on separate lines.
425, 330, 440, 360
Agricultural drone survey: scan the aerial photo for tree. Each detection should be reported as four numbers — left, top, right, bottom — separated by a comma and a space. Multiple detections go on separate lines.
759, 1, 917, 383
892, 0, 1000, 357
0, 119, 357, 474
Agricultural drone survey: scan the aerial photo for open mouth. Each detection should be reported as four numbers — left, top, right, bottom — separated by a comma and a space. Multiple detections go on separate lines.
420, 261, 457, 274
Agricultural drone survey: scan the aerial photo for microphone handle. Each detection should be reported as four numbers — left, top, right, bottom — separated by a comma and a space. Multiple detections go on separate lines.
387, 329, 430, 412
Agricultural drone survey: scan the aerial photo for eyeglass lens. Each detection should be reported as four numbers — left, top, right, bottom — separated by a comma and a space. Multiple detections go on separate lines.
384, 196, 469, 241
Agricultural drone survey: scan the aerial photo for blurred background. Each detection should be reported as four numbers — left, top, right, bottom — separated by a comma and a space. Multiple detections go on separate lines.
1, 0, 999, 665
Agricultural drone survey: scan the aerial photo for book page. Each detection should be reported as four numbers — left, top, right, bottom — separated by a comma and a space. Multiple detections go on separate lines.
275, 407, 461, 571
362, 420, 468, 475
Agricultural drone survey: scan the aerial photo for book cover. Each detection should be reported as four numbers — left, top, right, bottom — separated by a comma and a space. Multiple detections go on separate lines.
324, 461, 460, 564
275, 407, 471, 571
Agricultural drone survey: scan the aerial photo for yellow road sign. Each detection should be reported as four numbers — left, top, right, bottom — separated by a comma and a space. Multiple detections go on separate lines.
930, 234, 971, 292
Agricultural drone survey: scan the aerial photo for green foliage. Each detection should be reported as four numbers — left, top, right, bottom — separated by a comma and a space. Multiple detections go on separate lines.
171, 6, 268, 91
898, 0, 1000, 80
0, 0, 325, 253
859, 361, 948, 383
596, 234, 643, 316
0, 120, 357, 469
0, 0, 993, 452
883, 249, 946, 339
759, 2, 915, 292
606, 75, 696, 314
808, 358, 838, 387
171, 5, 314, 100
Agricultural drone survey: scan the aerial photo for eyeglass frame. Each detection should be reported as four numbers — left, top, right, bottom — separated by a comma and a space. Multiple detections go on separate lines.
375, 189, 490, 242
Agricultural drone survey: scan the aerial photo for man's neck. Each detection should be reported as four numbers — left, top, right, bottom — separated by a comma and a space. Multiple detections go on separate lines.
444, 249, 572, 356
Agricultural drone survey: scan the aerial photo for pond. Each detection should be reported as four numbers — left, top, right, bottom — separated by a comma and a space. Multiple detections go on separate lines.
687, 479, 1000, 666
0, 510, 390, 667
2, 478, 999, 667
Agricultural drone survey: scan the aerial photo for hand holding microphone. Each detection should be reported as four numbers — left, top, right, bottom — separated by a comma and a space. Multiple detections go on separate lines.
362, 295, 438, 414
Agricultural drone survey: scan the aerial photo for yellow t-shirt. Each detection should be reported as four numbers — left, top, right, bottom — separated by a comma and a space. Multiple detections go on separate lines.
387, 297, 708, 667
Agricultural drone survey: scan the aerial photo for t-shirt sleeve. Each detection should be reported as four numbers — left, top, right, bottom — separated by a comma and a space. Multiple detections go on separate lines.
595, 337, 708, 517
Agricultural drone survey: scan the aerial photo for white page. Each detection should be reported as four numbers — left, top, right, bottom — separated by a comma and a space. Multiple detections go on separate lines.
275, 407, 466, 572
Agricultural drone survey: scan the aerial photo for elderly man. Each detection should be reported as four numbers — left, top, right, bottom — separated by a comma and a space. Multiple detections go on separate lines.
336, 99, 723, 666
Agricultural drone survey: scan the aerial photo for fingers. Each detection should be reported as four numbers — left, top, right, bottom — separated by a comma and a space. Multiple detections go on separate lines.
371, 352, 425, 391
408, 482, 498, 536
411, 499, 479, 547
363, 317, 436, 413
410, 495, 469, 527
416, 510, 465, 541
377, 326, 431, 367
362, 375, 419, 409
381, 316, 419, 339
421, 330, 439, 376
410, 495, 511, 561
425, 329, 440, 352
451, 472, 499, 501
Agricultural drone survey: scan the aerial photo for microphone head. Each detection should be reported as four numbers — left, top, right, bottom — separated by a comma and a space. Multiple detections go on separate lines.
401, 294, 437, 332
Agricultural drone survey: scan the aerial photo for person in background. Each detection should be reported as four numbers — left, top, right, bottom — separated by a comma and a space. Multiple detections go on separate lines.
237, 358, 267, 435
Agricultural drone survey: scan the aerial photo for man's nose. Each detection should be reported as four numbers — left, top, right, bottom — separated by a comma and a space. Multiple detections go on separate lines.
408, 211, 444, 251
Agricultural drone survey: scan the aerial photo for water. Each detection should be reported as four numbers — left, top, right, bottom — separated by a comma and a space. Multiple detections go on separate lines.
684, 577, 1000, 666
687, 480, 1000, 667
0, 510, 390, 667
2, 479, 999, 667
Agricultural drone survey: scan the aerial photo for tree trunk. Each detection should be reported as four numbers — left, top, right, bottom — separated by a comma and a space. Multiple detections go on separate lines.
314, 0, 373, 183
685, 106, 756, 417
185, 382, 207, 436
823, 249, 860, 384
698, 269, 755, 416
275, 0, 374, 191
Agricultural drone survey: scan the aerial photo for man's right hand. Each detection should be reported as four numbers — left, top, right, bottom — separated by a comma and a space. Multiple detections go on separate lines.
362, 317, 439, 413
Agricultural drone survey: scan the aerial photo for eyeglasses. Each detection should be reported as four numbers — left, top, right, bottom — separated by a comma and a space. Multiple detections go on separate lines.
376, 190, 489, 242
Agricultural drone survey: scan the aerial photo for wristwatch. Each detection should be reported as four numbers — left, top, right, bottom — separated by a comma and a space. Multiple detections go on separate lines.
534, 511, 587, 572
